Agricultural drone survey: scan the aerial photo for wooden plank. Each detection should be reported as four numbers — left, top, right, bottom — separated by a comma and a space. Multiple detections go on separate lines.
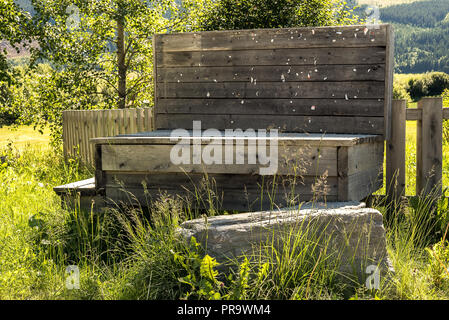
337, 146, 349, 201
157, 64, 386, 83
54, 177, 95, 193
62, 111, 68, 159
347, 166, 383, 201
101, 144, 337, 176
386, 99, 406, 201
157, 47, 387, 68
347, 141, 384, 176
138, 108, 145, 132
383, 24, 394, 139
155, 25, 388, 52
156, 81, 385, 99
89, 110, 96, 165
156, 98, 385, 117
416, 98, 443, 197
105, 185, 338, 211
77, 111, 84, 159
68, 111, 75, 158
406, 107, 449, 121
104, 172, 339, 210
145, 107, 152, 131
95, 144, 106, 195
155, 114, 384, 134
153, 35, 158, 130
129, 108, 137, 133
91, 132, 384, 147
82, 111, 90, 164
107, 109, 114, 137
104, 172, 338, 193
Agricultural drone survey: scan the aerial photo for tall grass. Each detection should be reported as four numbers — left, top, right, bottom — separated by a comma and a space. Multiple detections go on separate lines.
1, 133, 449, 299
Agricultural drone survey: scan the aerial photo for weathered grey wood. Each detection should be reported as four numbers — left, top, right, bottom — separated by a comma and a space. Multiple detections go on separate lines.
416, 97, 443, 197
104, 172, 339, 211
91, 132, 384, 147
62, 111, 68, 159
154, 25, 389, 52
157, 81, 385, 99
155, 114, 384, 134
156, 99, 385, 117
406, 107, 449, 121
101, 144, 337, 176
95, 144, 106, 195
157, 64, 386, 83
54, 177, 96, 194
337, 146, 349, 201
384, 24, 394, 140
347, 140, 384, 176
347, 166, 383, 201
157, 47, 386, 68
386, 100, 406, 201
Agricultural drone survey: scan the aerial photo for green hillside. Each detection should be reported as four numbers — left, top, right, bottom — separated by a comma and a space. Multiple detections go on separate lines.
354, 0, 449, 74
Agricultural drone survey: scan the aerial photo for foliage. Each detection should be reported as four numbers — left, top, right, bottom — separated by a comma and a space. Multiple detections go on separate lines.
1, 0, 206, 144
377, 0, 449, 74
379, 0, 449, 28
405, 72, 449, 101
176, 238, 223, 300
0, 0, 34, 125
199, 0, 360, 31
425, 238, 449, 288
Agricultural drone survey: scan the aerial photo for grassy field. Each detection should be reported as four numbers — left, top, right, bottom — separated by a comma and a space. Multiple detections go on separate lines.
1, 125, 449, 300
0, 125, 50, 150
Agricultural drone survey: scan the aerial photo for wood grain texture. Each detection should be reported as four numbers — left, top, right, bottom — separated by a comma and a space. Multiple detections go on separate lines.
157, 47, 387, 68
155, 114, 384, 134
156, 98, 385, 116
153, 25, 393, 137
157, 64, 386, 82
383, 24, 394, 140
416, 98, 443, 197
104, 172, 339, 211
386, 100, 406, 201
154, 25, 388, 52
157, 81, 385, 99
101, 144, 337, 176
91, 132, 384, 147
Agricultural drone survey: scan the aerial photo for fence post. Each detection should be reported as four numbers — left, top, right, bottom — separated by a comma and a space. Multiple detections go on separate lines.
386, 99, 406, 204
416, 97, 443, 198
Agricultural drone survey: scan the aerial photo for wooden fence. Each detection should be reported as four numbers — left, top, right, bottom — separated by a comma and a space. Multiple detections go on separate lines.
386, 97, 446, 201
63, 108, 153, 165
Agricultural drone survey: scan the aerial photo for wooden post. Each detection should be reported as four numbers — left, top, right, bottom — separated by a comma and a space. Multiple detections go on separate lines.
386, 99, 406, 203
416, 97, 443, 198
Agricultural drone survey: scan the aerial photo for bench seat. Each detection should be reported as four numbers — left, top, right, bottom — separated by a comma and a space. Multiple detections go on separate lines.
90, 131, 384, 211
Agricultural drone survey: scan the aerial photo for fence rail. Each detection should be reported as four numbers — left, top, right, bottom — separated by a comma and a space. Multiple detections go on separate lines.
63, 108, 153, 165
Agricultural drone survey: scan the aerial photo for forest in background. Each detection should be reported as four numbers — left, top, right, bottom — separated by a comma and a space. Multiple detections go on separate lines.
352, 0, 449, 74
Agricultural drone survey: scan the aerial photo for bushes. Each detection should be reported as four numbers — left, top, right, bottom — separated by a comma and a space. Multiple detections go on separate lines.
199, 0, 359, 31
407, 72, 449, 101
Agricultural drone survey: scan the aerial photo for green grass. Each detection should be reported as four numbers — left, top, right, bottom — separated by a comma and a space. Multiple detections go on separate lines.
0, 125, 50, 150
1, 125, 449, 300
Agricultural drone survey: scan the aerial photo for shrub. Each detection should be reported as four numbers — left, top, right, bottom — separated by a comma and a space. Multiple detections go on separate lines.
199, 0, 359, 31
407, 72, 449, 101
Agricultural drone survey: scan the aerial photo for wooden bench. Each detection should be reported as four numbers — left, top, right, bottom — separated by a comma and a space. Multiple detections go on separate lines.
58, 24, 394, 211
